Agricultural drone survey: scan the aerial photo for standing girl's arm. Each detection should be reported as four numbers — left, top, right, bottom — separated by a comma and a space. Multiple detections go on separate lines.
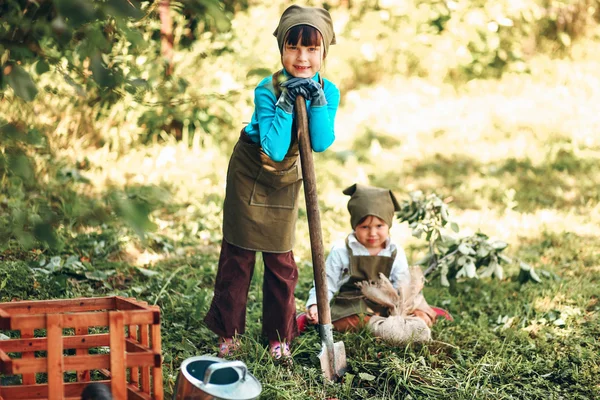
308, 79, 340, 152
253, 77, 339, 161
253, 84, 295, 162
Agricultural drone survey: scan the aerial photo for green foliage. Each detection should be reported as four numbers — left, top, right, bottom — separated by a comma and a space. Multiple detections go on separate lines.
396, 191, 545, 287
334, 0, 599, 83
0, 0, 245, 251
0, 261, 37, 301
0, 120, 174, 251
0, 0, 237, 99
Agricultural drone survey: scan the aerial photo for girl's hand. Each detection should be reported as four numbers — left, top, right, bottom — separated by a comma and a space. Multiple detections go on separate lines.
275, 88, 297, 114
281, 78, 312, 99
306, 305, 319, 324
282, 78, 327, 107
302, 80, 327, 107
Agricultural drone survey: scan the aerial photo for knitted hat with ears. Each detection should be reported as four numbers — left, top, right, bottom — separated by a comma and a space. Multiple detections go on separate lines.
343, 184, 401, 229
273, 5, 336, 55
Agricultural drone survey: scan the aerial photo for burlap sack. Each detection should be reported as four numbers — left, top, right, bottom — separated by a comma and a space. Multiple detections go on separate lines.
357, 266, 435, 343
368, 315, 431, 343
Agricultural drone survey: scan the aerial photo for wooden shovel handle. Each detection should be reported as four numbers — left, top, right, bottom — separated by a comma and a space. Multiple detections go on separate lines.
295, 95, 332, 326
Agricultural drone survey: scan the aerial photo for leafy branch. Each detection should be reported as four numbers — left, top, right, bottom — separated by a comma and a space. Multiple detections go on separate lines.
396, 191, 543, 286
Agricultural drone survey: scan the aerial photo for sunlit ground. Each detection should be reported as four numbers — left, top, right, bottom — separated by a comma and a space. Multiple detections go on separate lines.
60, 40, 600, 275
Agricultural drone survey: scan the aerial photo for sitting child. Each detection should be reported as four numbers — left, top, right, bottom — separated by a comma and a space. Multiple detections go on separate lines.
302, 183, 438, 342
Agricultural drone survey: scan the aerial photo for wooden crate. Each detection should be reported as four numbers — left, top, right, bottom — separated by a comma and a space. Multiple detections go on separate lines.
0, 296, 163, 400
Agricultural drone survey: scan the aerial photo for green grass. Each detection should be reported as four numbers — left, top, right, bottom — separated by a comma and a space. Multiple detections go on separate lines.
2, 230, 598, 398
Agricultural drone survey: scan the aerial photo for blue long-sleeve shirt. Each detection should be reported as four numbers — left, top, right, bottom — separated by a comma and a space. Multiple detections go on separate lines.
244, 71, 340, 162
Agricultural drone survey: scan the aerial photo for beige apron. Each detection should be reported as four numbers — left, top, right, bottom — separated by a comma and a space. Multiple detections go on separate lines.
330, 240, 397, 322
222, 71, 324, 253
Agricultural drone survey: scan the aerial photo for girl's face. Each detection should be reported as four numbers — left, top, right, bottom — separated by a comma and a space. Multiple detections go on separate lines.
282, 30, 324, 78
354, 216, 389, 254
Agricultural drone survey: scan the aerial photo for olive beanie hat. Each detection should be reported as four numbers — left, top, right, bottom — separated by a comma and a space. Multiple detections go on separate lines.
343, 184, 401, 229
273, 5, 336, 55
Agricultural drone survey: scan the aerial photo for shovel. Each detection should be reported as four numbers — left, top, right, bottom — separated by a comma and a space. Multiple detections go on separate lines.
295, 95, 347, 381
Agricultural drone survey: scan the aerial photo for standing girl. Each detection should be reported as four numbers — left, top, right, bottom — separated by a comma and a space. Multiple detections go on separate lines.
204, 5, 340, 360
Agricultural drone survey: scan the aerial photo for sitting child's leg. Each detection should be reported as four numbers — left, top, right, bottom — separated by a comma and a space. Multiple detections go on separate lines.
332, 314, 371, 332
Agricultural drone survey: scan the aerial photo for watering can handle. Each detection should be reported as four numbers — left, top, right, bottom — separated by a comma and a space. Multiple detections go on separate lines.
203, 360, 248, 384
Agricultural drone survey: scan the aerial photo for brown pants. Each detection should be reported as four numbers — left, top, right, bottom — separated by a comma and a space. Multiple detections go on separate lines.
204, 240, 299, 342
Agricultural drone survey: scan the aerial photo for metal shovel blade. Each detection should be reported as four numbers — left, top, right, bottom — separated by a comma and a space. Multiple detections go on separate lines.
317, 324, 348, 381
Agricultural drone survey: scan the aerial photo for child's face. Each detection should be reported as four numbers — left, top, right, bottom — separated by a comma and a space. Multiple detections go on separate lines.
282, 38, 323, 78
354, 216, 389, 252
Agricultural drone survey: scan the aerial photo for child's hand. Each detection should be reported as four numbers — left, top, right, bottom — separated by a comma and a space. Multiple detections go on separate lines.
282, 78, 327, 107
299, 79, 327, 107
306, 305, 319, 324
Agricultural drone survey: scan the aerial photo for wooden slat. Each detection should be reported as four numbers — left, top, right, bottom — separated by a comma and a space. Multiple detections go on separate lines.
127, 352, 159, 368
9, 352, 157, 375
127, 383, 153, 400
0, 297, 116, 314
98, 367, 111, 377
0, 383, 47, 399
75, 327, 90, 382
0, 308, 11, 329
109, 311, 127, 400
115, 297, 149, 311
1, 333, 158, 355
0, 380, 111, 399
46, 314, 63, 400
66, 380, 109, 397
129, 325, 140, 387
19, 328, 36, 385
126, 337, 150, 353
8, 310, 155, 330
151, 321, 163, 400
12, 354, 108, 374
140, 325, 150, 394
0, 349, 13, 374
0, 333, 111, 353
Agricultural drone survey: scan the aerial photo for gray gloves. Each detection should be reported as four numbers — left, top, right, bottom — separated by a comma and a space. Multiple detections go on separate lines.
276, 77, 328, 114
287, 78, 327, 107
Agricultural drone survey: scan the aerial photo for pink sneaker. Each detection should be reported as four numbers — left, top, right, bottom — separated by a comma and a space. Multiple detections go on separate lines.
217, 337, 239, 357
296, 312, 309, 334
269, 341, 291, 360
431, 307, 454, 321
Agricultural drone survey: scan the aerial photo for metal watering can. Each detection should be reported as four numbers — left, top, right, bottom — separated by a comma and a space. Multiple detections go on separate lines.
173, 356, 262, 400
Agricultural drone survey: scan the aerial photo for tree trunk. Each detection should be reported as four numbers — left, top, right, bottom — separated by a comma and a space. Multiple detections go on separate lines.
159, 0, 174, 76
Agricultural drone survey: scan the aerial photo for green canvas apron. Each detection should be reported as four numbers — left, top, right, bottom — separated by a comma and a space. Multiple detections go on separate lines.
222, 71, 323, 253
330, 240, 397, 322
